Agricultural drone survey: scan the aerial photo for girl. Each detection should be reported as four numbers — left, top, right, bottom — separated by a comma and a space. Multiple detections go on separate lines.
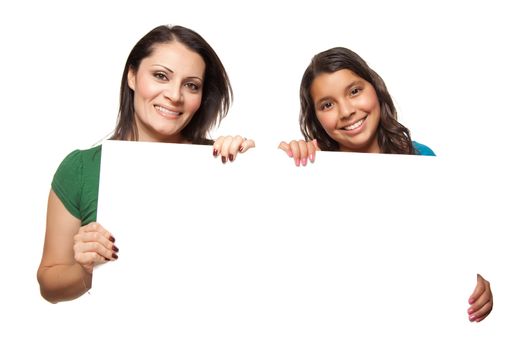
279, 47, 492, 322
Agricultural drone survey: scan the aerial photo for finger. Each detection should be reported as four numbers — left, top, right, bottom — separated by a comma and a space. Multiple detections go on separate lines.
239, 138, 255, 153
298, 141, 309, 166
212, 136, 225, 158
306, 140, 317, 163
80, 222, 114, 241
468, 282, 492, 315
227, 135, 245, 161
217, 136, 233, 163
468, 274, 485, 304
468, 290, 491, 315
75, 240, 118, 261
76, 251, 110, 265
76, 223, 117, 251
289, 141, 302, 167
75, 231, 116, 253
469, 300, 493, 322
74, 243, 116, 267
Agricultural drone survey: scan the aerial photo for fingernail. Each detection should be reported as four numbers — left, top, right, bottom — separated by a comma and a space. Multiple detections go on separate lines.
469, 314, 476, 321
104, 257, 110, 261
221, 156, 226, 164
213, 149, 218, 157
109, 236, 115, 243
112, 245, 119, 253
302, 158, 307, 166
467, 307, 473, 314
468, 297, 474, 304
295, 158, 300, 167
228, 154, 234, 162
112, 253, 119, 260
309, 154, 315, 163
287, 151, 293, 157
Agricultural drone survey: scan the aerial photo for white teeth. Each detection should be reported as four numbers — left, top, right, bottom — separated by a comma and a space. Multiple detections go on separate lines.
343, 118, 364, 130
155, 105, 181, 116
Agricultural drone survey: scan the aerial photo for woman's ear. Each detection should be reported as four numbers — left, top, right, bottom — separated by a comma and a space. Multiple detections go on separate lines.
127, 69, 136, 91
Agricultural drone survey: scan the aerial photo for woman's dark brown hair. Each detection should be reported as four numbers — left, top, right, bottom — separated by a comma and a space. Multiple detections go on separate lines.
299, 47, 415, 154
112, 25, 232, 144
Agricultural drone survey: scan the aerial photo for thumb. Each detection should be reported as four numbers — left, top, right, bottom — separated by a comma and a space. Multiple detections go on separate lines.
469, 274, 484, 304
312, 139, 321, 151
278, 141, 292, 157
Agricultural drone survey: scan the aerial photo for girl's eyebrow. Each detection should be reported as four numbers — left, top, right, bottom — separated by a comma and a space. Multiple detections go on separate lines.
346, 80, 360, 89
316, 96, 331, 105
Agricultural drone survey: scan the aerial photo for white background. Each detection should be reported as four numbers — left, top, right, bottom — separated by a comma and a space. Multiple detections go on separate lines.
0, 0, 524, 348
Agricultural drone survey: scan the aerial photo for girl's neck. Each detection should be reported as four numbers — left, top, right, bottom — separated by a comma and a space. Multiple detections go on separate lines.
339, 138, 381, 154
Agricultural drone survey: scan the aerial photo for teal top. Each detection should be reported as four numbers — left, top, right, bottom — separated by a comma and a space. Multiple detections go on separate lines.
412, 141, 435, 156
51, 145, 102, 226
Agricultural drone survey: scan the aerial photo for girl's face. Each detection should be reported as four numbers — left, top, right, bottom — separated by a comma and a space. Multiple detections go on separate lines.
128, 41, 205, 143
311, 69, 381, 153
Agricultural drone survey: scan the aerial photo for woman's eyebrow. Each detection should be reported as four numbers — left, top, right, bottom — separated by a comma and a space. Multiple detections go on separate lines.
152, 64, 174, 73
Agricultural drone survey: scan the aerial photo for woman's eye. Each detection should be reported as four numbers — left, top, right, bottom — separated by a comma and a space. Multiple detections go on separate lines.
185, 82, 200, 92
154, 72, 168, 81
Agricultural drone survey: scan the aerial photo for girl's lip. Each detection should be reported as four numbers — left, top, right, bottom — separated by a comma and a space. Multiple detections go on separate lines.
339, 116, 367, 133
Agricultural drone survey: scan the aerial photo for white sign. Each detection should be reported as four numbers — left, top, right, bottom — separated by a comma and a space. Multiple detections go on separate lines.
89, 140, 478, 348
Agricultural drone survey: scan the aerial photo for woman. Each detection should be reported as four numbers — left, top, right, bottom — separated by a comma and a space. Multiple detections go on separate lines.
37, 25, 255, 303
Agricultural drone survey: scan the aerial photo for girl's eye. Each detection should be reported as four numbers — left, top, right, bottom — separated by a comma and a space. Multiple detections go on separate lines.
350, 87, 361, 96
320, 101, 333, 111
154, 72, 168, 81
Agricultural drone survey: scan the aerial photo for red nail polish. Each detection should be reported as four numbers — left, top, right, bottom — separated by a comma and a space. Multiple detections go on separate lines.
213, 149, 218, 157
228, 154, 234, 161
109, 236, 115, 243
112, 253, 119, 260
239, 146, 244, 152
112, 245, 119, 253
221, 156, 226, 163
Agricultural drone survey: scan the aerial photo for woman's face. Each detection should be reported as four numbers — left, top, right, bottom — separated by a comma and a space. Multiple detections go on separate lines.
311, 69, 381, 153
128, 41, 205, 143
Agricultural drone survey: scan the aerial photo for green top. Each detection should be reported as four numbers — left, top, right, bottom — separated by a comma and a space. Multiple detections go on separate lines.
52, 145, 102, 226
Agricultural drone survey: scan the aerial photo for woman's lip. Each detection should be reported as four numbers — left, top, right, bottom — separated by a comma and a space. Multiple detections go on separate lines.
155, 105, 182, 119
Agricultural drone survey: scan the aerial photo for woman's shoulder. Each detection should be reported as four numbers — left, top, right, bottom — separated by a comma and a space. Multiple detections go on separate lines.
412, 141, 436, 156
63, 144, 102, 162
54, 145, 102, 181
52, 144, 102, 220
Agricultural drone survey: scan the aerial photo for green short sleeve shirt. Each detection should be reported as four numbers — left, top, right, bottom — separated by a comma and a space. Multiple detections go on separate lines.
51, 145, 102, 226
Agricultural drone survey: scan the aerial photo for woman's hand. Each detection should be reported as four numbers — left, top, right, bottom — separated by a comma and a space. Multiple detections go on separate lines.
278, 139, 320, 166
468, 274, 493, 322
213, 135, 255, 163
73, 222, 118, 274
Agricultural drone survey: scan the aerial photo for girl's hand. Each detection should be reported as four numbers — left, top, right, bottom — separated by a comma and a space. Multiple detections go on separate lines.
73, 222, 118, 274
213, 135, 255, 163
278, 139, 320, 166
468, 274, 493, 322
